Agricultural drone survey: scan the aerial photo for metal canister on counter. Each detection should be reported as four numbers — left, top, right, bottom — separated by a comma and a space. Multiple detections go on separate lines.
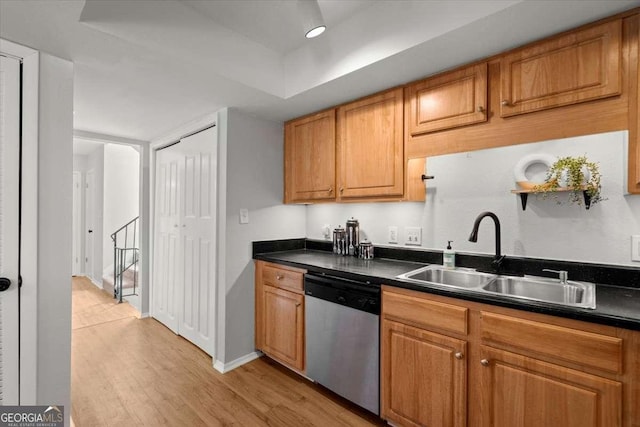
346, 217, 360, 256
333, 226, 347, 255
358, 240, 374, 260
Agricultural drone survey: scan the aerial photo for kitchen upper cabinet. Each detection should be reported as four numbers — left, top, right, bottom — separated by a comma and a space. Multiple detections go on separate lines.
255, 261, 305, 372
479, 346, 621, 427
284, 110, 336, 203
381, 319, 467, 427
337, 88, 404, 199
406, 63, 488, 135
500, 19, 622, 117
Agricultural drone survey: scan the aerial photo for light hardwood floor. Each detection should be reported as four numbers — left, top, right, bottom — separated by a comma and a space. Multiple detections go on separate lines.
71, 277, 385, 426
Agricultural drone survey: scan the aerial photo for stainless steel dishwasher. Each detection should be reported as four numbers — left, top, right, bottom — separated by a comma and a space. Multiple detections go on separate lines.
304, 273, 380, 415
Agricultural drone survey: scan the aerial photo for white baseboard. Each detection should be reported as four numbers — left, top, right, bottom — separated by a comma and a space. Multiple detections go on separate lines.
213, 351, 262, 374
139, 312, 150, 318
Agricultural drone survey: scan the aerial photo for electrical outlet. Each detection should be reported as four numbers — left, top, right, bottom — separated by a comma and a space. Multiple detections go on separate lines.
388, 226, 398, 244
632, 235, 640, 262
405, 227, 422, 246
322, 224, 331, 239
239, 208, 249, 224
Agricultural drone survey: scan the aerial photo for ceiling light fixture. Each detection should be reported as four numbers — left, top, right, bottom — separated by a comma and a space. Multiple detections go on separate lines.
297, 0, 326, 39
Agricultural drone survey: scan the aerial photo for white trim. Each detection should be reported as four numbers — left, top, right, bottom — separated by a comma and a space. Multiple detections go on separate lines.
139, 312, 150, 319
0, 38, 40, 405
74, 129, 147, 146
213, 351, 262, 374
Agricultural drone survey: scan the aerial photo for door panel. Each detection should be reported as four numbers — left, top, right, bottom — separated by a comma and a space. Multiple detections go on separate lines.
153, 151, 180, 333
152, 127, 216, 355
178, 128, 216, 355
0, 55, 21, 405
479, 346, 621, 427
72, 172, 82, 275
85, 170, 95, 282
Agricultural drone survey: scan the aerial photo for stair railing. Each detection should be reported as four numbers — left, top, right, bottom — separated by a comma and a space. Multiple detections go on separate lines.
110, 216, 140, 303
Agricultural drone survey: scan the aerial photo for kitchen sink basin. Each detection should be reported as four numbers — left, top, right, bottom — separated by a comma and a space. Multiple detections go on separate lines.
396, 266, 496, 289
482, 276, 596, 309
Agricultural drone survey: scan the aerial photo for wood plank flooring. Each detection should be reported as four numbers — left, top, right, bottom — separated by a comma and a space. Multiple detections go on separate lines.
71, 277, 385, 426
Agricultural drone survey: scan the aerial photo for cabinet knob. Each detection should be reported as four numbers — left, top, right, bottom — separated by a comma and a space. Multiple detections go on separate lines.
477, 106, 484, 113
480, 359, 490, 366
276, 274, 283, 280
340, 187, 344, 194
328, 187, 333, 194
296, 302, 301, 307
501, 100, 510, 107
454, 352, 463, 360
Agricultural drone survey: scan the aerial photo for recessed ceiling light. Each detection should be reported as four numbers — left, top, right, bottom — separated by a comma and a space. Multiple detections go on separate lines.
306, 25, 326, 39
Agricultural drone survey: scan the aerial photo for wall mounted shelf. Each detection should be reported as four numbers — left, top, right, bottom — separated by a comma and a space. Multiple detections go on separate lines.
511, 187, 592, 210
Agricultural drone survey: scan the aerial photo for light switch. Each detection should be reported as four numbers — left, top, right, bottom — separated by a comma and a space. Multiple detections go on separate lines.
632, 235, 640, 262
405, 227, 422, 246
239, 208, 249, 224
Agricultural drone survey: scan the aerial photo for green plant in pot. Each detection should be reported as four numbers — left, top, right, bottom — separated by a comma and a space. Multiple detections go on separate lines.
534, 155, 604, 206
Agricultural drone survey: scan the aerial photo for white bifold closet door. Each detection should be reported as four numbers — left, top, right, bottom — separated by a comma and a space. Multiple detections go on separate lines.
153, 127, 217, 356
0, 55, 21, 404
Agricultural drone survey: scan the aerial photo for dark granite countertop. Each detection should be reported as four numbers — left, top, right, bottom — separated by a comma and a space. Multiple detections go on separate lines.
254, 248, 640, 331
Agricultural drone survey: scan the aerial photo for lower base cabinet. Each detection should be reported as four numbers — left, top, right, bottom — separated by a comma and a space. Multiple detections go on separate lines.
381, 319, 467, 427
381, 286, 638, 427
479, 346, 622, 427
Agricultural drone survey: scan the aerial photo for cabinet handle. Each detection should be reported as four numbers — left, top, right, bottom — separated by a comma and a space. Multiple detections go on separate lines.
454, 352, 463, 360
296, 302, 301, 307
501, 100, 510, 107
276, 274, 283, 280
477, 106, 484, 113
480, 359, 490, 366
328, 187, 333, 194
340, 187, 344, 194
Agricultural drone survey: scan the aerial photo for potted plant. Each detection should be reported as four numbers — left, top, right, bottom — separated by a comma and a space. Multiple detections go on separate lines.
534, 155, 604, 206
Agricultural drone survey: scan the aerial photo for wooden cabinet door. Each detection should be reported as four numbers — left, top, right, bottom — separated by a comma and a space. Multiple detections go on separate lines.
284, 109, 336, 203
337, 88, 404, 199
500, 19, 621, 117
407, 63, 488, 135
261, 285, 305, 371
479, 346, 622, 427
381, 319, 467, 427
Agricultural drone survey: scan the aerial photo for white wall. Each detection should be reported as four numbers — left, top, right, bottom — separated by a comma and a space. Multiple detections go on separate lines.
87, 145, 104, 283
219, 108, 306, 364
35, 52, 73, 423
102, 143, 140, 271
307, 131, 640, 267
73, 154, 88, 172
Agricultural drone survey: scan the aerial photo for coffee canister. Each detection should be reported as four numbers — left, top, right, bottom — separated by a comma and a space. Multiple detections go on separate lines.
333, 226, 347, 255
358, 240, 374, 260
346, 217, 360, 256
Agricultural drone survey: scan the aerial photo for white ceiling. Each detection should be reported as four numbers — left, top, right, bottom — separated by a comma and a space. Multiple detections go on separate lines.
1, 0, 639, 142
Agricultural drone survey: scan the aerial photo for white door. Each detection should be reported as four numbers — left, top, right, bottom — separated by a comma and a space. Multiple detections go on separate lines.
177, 128, 216, 354
152, 126, 216, 355
0, 55, 21, 405
85, 170, 95, 282
72, 171, 83, 275
153, 145, 181, 333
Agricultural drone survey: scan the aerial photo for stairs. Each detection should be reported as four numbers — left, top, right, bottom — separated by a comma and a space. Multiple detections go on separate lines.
103, 265, 138, 298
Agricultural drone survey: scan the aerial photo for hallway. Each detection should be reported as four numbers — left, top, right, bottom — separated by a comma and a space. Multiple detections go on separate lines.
70, 277, 383, 426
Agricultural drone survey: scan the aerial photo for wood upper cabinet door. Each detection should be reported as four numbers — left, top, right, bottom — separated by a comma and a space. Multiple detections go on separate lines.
500, 19, 622, 117
479, 346, 622, 427
381, 319, 467, 427
337, 88, 404, 199
261, 285, 305, 371
284, 109, 336, 203
407, 63, 488, 135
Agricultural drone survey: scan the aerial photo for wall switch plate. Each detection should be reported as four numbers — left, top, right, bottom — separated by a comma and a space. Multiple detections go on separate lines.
239, 208, 249, 224
388, 226, 398, 244
632, 235, 640, 262
405, 227, 422, 246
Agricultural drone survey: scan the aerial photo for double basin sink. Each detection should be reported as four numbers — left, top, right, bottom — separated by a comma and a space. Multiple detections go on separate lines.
396, 265, 596, 309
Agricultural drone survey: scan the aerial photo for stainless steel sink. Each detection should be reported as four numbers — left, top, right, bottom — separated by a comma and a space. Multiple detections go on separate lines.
482, 276, 596, 309
396, 265, 496, 289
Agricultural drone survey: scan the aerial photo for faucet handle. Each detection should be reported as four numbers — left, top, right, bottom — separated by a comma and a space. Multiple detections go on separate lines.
543, 269, 568, 283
